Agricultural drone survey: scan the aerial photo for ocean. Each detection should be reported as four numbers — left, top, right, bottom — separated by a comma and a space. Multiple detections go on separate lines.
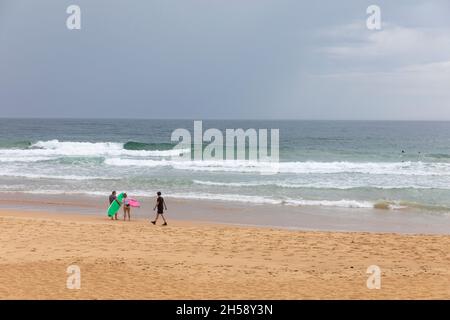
0, 119, 449, 214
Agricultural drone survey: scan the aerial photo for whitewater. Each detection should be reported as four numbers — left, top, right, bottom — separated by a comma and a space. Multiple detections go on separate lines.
0, 119, 449, 213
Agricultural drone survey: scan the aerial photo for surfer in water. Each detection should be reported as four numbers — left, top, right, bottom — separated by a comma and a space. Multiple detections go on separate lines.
151, 191, 168, 226
123, 193, 131, 221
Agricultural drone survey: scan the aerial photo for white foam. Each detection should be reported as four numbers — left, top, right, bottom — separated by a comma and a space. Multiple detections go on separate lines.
0, 172, 115, 181
193, 180, 265, 187
0, 188, 425, 210
0, 156, 52, 163
0, 140, 190, 159
192, 180, 445, 190
169, 192, 283, 205
104, 158, 168, 167
31, 140, 124, 155
284, 199, 374, 208
104, 158, 450, 176
150, 192, 378, 209
2, 140, 449, 177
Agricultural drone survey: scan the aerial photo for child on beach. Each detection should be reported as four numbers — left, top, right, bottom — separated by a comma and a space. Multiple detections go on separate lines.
123, 193, 131, 221
151, 191, 168, 226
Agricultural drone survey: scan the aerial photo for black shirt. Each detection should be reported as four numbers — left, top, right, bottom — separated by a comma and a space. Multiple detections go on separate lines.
157, 197, 165, 213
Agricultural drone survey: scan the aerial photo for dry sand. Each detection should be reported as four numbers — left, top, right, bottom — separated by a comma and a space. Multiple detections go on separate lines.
0, 209, 449, 299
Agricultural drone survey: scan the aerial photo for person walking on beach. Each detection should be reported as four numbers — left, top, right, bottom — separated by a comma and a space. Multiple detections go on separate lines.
123, 193, 131, 221
108, 190, 120, 220
151, 191, 168, 226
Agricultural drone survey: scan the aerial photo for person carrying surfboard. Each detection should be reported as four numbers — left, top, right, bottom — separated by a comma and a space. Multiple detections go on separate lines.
108, 191, 121, 220
151, 191, 168, 226
109, 191, 117, 205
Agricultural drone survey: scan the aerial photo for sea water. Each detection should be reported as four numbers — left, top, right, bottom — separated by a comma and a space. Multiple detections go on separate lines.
0, 119, 449, 214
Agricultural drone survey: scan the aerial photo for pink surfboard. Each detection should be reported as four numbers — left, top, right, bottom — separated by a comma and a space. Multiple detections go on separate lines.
128, 198, 141, 208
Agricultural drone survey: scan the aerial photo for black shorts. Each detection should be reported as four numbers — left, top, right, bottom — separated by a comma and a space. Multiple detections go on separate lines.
157, 211, 164, 214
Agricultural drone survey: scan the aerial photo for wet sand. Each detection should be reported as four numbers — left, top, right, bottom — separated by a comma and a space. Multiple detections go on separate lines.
1, 192, 450, 234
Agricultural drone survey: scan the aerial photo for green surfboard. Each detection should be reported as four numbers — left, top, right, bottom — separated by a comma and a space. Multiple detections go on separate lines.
107, 193, 124, 217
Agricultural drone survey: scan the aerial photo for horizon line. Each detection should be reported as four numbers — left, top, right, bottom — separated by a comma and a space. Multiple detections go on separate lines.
1, 117, 450, 122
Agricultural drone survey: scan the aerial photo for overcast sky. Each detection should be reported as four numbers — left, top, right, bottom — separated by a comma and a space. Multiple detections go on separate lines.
1, 0, 449, 120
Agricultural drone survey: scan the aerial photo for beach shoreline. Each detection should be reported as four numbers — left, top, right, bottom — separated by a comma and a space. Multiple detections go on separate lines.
1, 191, 449, 235
1, 207, 449, 299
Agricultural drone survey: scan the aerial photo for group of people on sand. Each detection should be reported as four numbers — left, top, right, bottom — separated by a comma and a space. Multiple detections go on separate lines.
108, 191, 168, 226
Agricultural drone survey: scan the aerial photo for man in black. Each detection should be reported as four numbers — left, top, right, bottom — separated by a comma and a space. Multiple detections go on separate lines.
151, 191, 168, 226
109, 191, 117, 205
108, 191, 120, 220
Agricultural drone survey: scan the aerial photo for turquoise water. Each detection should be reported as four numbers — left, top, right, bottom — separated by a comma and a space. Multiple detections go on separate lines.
0, 119, 449, 213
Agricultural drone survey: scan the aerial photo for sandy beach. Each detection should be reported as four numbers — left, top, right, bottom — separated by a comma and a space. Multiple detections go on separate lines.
3, 0, 450, 303
1, 208, 449, 299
